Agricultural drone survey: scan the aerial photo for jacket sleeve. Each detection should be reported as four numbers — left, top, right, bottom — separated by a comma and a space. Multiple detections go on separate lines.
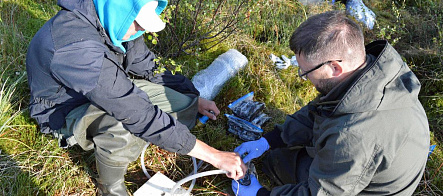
124, 37, 200, 95
269, 127, 380, 196
50, 41, 196, 155
264, 103, 315, 149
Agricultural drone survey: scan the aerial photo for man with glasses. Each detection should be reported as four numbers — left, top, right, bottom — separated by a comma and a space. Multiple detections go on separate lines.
232, 11, 429, 195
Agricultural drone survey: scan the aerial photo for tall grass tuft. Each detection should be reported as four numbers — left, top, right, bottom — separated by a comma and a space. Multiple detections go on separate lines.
0, 74, 25, 136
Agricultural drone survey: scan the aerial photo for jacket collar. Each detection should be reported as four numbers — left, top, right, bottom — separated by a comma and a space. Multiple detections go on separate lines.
315, 40, 419, 116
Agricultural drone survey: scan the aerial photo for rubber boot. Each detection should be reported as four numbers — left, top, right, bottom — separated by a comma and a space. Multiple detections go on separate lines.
95, 157, 129, 196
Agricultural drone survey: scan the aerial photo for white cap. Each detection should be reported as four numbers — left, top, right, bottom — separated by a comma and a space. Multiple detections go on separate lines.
135, 1, 166, 32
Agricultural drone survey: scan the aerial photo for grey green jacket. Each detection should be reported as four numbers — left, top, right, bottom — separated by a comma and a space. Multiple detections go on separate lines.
263, 40, 430, 195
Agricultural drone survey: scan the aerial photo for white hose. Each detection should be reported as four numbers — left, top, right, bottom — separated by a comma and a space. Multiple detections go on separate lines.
140, 143, 152, 179
185, 156, 197, 196
141, 143, 199, 195
171, 169, 227, 195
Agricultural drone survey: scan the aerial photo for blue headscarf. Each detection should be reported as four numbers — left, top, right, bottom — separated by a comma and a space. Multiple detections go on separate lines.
93, 0, 168, 52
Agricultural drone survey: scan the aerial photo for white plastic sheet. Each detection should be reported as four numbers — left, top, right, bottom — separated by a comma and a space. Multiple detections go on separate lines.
192, 49, 248, 100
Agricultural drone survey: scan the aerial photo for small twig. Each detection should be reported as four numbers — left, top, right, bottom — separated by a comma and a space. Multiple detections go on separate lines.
431, 161, 443, 180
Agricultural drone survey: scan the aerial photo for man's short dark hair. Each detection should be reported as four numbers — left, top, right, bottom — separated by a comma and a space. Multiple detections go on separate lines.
290, 11, 365, 64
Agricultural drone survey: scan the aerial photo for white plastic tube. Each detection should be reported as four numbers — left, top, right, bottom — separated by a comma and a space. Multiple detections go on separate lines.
140, 143, 152, 179
185, 156, 197, 196
140, 143, 198, 195
171, 169, 227, 195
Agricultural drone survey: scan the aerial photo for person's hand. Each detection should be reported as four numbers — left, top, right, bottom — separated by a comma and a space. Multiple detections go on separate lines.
234, 137, 269, 163
232, 174, 263, 196
198, 97, 220, 120
212, 151, 247, 180
187, 140, 247, 180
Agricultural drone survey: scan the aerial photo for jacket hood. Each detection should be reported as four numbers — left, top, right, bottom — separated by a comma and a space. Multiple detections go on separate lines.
58, 0, 167, 52
93, 0, 167, 52
57, 0, 97, 25
331, 40, 421, 115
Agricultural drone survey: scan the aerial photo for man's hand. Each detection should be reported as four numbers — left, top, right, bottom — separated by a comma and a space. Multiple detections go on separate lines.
232, 174, 263, 196
187, 139, 247, 180
198, 97, 220, 120
234, 137, 269, 163
212, 150, 248, 180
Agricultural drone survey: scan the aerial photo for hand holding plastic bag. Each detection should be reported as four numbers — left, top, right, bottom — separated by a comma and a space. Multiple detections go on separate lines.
234, 137, 270, 163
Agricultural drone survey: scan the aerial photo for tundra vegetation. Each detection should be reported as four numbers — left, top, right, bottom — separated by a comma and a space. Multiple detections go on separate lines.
0, 0, 442, 195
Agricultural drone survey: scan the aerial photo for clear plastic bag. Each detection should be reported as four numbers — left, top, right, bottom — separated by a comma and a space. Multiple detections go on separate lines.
192, 49, 248, 100
346, 0, 376, 29
225, 114, 263, 141
225, 92, 271, 141
251, 113, 271, 127
231, 100, 265, 122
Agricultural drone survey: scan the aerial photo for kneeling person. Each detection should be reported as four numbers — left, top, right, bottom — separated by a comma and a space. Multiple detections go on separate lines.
232, 11, 429, 196
26, 0, 246, 195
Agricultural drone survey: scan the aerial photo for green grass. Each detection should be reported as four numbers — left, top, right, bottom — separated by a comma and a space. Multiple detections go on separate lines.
1, 0, 442, 195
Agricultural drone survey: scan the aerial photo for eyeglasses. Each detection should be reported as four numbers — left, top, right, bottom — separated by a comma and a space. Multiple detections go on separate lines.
298, 60, 343, 80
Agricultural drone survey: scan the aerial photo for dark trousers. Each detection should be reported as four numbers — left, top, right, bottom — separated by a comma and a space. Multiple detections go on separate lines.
56, 79, 198, 166
262, 146, 313, 185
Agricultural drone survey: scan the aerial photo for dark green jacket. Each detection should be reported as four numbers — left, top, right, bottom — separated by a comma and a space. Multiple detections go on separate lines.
264, 40, 430, 195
